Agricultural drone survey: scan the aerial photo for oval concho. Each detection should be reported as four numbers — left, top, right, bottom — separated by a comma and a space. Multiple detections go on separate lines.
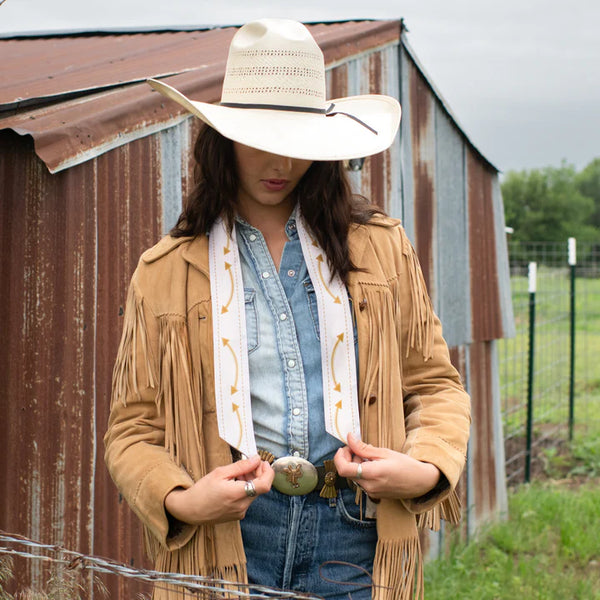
272, 456, 318, 495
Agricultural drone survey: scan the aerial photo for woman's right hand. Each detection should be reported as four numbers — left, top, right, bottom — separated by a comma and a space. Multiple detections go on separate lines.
164, 455, 274, 525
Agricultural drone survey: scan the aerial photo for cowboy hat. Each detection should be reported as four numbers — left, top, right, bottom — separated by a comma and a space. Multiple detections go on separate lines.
147, 18, 401, 161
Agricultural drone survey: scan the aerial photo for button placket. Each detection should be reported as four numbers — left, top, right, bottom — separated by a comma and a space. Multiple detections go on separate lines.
236, 217, 311, 461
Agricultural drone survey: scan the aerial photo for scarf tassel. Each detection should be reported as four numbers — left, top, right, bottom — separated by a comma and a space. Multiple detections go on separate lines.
371, 536, 424, 600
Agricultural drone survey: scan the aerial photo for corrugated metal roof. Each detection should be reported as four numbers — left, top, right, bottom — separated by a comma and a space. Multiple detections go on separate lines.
0, 21, 400, 173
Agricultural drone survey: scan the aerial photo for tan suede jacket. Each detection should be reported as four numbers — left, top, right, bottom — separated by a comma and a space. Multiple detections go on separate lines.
104, 217, 471, 599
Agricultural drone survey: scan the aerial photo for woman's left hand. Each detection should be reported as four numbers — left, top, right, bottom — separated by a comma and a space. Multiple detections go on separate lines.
333, 432, 441, 500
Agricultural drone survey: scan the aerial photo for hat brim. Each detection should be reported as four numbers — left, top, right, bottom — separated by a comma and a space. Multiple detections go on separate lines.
148, 79, 401, 161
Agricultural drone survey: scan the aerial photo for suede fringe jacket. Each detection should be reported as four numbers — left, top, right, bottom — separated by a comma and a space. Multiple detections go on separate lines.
104, 217, 471, 600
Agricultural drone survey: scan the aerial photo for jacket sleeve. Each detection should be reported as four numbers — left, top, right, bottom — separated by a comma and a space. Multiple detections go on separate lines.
103, 274, 197, 550
396, 227, 471, 514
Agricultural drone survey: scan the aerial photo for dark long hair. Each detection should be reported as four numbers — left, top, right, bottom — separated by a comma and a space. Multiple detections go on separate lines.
171, 125, 385, 283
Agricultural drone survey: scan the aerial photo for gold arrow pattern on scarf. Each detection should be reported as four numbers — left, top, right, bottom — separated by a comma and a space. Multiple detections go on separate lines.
316, 255, 341, 304
221, 261, 234, 314
232, 402, 243, 449
222, 338, 239, 394
331, 333, 344, 392
334, 399, 343, 440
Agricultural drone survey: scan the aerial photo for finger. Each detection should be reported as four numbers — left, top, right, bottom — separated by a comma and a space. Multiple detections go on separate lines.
221, 456, 262, 480
347, 432, 387, 461
335, 454, 368, 480
253, 461, 275, 492
239, 479, 259, 500
333, 446, 355, 473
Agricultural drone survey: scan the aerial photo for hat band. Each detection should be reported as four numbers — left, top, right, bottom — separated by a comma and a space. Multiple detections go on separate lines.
220, 101, 378, 136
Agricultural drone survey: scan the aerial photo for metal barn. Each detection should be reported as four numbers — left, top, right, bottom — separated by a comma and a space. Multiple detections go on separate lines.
0, 20, 513, 596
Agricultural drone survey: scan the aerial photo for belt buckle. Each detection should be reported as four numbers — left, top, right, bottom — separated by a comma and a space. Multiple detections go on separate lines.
272, 456, 318, 496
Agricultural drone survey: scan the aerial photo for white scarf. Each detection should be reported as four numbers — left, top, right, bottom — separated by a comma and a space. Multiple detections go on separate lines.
209, 213, 359, 458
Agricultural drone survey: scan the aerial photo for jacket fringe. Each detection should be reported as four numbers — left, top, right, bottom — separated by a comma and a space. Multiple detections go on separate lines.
111, 282, 157, 407
157, 316, 204, 471
401, 232, 435, 361
415, 488, 462, 531
149, 534, 248, 600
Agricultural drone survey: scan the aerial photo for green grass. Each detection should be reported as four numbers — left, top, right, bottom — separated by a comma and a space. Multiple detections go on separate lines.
425, 429, 600, 599
425, 480, 600, 599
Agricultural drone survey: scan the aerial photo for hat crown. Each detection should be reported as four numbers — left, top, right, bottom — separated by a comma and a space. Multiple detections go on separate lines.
220, 19, 327, 110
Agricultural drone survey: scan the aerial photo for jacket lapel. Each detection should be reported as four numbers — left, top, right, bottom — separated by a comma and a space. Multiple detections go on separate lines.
182, 234, 210, 277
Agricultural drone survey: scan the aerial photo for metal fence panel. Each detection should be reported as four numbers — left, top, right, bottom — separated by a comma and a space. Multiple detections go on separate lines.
500, 240, 600, 485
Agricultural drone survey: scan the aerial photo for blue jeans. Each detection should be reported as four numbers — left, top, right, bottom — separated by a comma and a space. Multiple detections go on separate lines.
240, 487, 377, 599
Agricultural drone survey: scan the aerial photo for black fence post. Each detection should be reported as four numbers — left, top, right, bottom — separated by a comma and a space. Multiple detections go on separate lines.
525, 262, 537, 483
568, 238, 577, 441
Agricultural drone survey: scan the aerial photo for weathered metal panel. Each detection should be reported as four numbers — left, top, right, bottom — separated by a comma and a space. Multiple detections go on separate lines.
492, 178, 516, 338
0, 130, 96, 591
468, 340, 499, 528
408, 54, 437, 302
326, 42, 401, 214
435, 104, 471, 347
0, 129, 162, 597
398, 44, 415, 240
424, 345, 470, 559
467, 149, 504, 341
370, 46, 401, 216
160, 121, 188, 235
489, 340, 508, 518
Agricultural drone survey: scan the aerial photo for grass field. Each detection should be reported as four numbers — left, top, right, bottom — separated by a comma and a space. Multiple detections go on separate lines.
425, 434, 600, 599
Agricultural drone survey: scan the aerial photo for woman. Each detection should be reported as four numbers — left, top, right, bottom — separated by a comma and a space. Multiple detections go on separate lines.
104, 18, 470, 600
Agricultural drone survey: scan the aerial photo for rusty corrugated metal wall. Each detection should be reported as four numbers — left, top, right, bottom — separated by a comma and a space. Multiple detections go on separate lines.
0, 128, 163, 597
0, 20, 514, 596
398, 36, 513, 551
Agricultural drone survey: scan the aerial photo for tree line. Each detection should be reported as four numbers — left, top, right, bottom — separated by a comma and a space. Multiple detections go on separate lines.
501, 158, 600, 243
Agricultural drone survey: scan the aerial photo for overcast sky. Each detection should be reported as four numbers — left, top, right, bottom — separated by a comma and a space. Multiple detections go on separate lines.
2, 0, 599, 173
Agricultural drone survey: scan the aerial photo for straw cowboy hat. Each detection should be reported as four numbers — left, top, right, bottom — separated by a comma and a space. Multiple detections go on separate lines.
147, 18, 401, 161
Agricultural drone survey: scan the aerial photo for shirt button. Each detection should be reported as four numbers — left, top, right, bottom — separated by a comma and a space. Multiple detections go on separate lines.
249, 234, 257, 242
287, 359, 296, 368
287, 269, 296, 278
262, 271, 270, 279
279, 313, 287, 321
292, 407, 301, 416
293, 450, 300, 457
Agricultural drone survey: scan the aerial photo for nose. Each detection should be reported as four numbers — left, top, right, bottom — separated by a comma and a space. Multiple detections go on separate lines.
272, 154, 293, 174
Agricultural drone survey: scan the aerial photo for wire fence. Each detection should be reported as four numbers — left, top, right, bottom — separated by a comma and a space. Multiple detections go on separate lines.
0, 531, 333, 600
499, 239, 600, 485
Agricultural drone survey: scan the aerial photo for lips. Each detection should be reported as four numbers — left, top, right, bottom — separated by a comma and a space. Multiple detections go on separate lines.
262, 179, 288, 192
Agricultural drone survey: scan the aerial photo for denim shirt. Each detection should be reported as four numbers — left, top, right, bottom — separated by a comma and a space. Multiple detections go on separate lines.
235, 214, 346, 466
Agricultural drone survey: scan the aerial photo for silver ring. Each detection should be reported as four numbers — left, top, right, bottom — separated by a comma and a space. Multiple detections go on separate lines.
244, 480, 257, 498
355, 463, 363, 480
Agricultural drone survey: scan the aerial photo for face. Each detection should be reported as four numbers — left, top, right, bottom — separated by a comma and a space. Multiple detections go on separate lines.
233, 142, 313, 220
